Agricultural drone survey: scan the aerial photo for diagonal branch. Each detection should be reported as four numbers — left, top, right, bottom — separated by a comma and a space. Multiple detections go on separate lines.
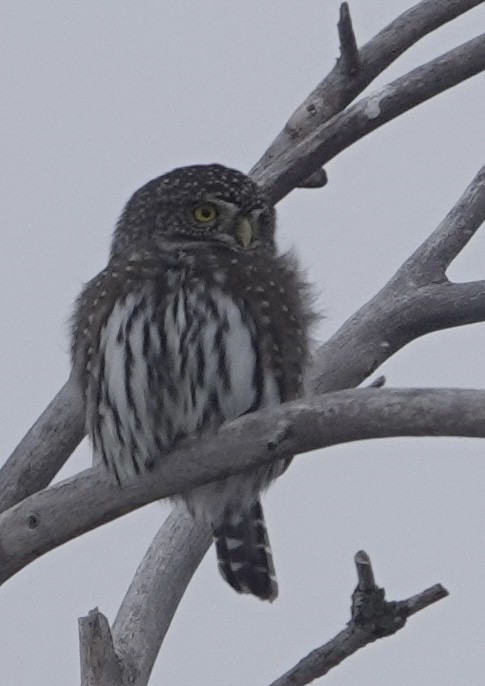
402, 166, 485, 282
266, 552, 448, 686
78, 507, 211, 686
310, 163, 485, 393
110, 503, 211, 686
260, 34, 485, 201
252, 0, 485, 180
0, 373, 85, 513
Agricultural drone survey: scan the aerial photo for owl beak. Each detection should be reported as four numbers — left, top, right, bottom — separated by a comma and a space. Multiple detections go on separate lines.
236, 216, 253, 249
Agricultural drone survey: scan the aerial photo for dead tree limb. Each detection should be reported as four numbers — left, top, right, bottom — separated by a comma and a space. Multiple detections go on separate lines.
252, 0, 485, 179
261, 33, 485, 201
310, 163, 485, 393
110, 503, 211, 686
0, 373, 84, 513
79, 608, 123, 686
266, 552, 448, 686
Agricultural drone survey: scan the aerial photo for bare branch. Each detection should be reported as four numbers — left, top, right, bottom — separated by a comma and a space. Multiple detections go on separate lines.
310, 164, 485, 393
79, 608, 123, 686
354, 550, 376, 591
252, 0, 485, 180
338, 3, 360, 76
267, 553, 448, 686
260, 34, 485, 201
403, 165, 485, 282
1, 387, 485, 586
404, 584, 450, 616
110, 503, 211, 686
0, 374, 85, 513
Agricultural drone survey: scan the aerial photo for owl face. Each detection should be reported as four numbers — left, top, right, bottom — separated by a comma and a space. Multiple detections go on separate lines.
111, 164, 276, 258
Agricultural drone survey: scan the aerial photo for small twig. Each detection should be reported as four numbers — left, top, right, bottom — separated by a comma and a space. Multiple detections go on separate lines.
338, 3, 361, 76
354, 550, 376, 591
267, 419, 292, 450
367, 375, 386, 388
267, 553, 448, 686
297, 168, 328, 189
403, 583, 449, 616
79, 608, 122, 686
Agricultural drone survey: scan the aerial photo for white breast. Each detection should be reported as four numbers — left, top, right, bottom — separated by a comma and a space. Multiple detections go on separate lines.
87, 283, 279, 501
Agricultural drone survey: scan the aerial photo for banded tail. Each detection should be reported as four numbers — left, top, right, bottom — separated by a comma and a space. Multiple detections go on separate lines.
214, 499, 278, 601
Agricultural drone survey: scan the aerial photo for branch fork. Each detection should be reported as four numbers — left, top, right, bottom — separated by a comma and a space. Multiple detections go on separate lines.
267, 551, 448, 686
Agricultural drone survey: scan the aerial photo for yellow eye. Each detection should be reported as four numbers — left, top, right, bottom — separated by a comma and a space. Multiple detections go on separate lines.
192, 204, 218, 223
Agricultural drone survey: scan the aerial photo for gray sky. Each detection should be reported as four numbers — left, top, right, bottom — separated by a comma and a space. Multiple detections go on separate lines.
1, 2, 485, 684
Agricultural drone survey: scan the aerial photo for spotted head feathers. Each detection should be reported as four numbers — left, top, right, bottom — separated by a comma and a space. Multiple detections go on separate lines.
111, 164, 276, 258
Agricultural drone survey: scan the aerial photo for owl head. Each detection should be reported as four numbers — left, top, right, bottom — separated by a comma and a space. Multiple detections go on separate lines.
110, 164, 276, 258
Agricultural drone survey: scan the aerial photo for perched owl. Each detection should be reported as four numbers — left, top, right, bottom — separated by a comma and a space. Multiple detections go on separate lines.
71, 164, 314, 601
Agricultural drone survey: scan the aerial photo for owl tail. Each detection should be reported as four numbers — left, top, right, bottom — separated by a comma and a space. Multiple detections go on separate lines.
214, 499, 278, 602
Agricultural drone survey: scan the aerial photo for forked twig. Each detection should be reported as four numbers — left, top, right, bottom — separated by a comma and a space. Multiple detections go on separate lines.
267, 552, 448, 686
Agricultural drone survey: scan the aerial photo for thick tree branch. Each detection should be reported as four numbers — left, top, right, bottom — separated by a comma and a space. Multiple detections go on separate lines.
1, 387, 485, 587
266, 552, 448, 686
260, 34, 485, 201
110, 503, 211, 686
252, 0, 485, 181
79, 608, 123, 686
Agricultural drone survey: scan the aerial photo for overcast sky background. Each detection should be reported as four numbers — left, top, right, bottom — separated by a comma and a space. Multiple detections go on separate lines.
1, 2, 485, 684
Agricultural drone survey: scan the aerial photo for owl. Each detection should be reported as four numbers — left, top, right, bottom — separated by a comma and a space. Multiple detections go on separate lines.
71, 164, 314, 601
